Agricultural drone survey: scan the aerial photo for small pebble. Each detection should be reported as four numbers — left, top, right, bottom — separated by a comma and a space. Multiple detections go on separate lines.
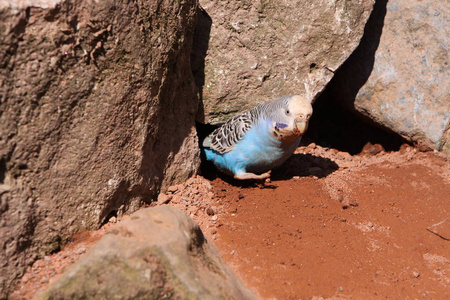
204, 181, 212, 190
43, 256, 51, 262
167, 186, 178, 193
412, 271, 420, 278
157, 193, 172, 205
206, 207, 215, 216
109, 216, 117, 223
211, 215, 218, 221
75, 247, 86, 255
340, 195, 358, 209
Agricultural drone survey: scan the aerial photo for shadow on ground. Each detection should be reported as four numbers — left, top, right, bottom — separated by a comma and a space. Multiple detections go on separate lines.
271, 153, 338, 181
199, 152, 338, 187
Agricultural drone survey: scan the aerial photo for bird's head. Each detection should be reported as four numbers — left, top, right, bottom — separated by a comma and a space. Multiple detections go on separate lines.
273, 95, 313, 141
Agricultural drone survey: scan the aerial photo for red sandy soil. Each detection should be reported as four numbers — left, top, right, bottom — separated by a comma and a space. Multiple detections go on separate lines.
12, 143, 450, 299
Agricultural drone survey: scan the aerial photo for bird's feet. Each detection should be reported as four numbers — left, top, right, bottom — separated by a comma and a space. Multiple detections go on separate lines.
234, 170, 271, 180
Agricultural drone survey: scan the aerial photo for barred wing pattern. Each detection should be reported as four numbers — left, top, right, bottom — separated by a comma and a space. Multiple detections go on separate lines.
203, 96, 293, 154
206, 108, 261, 154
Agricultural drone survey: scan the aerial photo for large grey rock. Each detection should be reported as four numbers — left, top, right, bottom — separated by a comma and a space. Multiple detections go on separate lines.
329, 0, 449, 153
0, 0, 200, 296
199, 0, 375, 123
38, 205, 257, 300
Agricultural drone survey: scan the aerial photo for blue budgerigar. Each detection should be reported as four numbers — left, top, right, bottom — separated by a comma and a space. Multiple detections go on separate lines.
203, 95, 313, 180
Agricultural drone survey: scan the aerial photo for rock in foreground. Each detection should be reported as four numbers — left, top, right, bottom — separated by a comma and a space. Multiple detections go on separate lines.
38, 206, 257, 300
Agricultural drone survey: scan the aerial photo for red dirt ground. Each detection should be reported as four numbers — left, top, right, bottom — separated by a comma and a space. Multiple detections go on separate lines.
12, 143, 450, 299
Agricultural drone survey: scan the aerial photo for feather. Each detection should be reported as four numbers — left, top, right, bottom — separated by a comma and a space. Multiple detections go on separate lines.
203, 108, 261, 153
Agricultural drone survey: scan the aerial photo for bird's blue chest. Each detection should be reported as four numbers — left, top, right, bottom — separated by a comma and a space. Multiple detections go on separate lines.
204, 120, 300, 176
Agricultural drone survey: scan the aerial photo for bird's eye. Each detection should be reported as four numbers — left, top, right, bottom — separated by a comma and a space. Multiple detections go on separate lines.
285, 109, 290, 115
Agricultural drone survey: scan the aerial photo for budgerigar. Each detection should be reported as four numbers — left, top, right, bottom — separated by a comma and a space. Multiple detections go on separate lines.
202, 95, 313, 180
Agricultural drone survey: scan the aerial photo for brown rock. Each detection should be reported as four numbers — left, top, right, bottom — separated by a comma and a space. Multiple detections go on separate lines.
339, 194, 359, 209
360, 142, 385, 156
200, 0, 375, 123
167, 185, 179, 194
206, 207, 215, 216
157, 193, 173, 205
0, 0, 200, 297
329, 0, 450, 154
38, 206, 257, 299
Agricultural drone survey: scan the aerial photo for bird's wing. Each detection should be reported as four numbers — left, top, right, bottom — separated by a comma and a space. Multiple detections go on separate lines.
203, 110, 257, 154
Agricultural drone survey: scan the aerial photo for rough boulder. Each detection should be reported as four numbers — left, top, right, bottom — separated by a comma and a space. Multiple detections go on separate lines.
327, 0, 449, 153
198, 0, 375, 123
0, 0, 200, 296
38, 205, 257, 300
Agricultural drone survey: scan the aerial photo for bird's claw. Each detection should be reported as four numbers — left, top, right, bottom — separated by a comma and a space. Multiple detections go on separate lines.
234, 170, 271, 180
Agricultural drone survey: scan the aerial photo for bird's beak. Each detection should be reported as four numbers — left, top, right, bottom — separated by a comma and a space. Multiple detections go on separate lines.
295, 121, 308, 135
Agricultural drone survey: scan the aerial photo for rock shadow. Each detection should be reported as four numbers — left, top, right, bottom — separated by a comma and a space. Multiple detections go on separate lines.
305, 0, 409, 155
191, 7, 212, 123
330, 0, 389, 105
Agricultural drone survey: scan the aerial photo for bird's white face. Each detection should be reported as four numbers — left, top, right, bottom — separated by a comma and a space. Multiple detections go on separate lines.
273, 95, 313, 141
